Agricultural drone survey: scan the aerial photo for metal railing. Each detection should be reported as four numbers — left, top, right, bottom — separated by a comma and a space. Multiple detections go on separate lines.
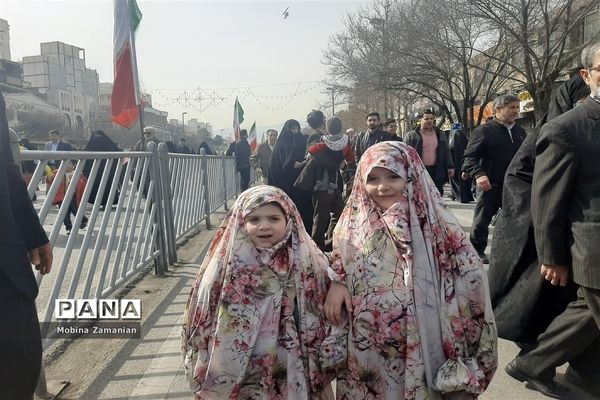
19, 144, 241, 340
19, 143, 249, 398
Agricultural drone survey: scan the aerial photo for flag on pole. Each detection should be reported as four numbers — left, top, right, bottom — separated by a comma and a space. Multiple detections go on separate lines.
248, 121, 257, 151
111, 0, 143, 128
233, 97, 244, 141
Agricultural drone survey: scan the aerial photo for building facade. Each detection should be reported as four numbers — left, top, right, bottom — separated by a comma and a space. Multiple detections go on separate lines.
0, 18, 10, 61
21, 41, 99, 140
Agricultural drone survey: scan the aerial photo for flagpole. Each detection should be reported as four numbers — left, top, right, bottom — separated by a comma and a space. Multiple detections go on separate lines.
128, 0, 144, 142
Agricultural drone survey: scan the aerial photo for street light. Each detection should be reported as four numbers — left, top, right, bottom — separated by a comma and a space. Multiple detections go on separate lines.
181, 112, 187, 137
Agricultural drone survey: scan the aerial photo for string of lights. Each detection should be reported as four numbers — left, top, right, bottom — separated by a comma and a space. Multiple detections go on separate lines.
148, 82, 322, 114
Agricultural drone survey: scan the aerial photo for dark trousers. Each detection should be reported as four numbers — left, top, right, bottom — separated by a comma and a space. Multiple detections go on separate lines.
0, 272, 42, 400
311, 190, 344, 249
518, 287, 600, 382
450, 175, 474, 203
61, 198, 88, 231
425, 166, 445, 195
470, 186, 503, 254
239, 166, 251, 192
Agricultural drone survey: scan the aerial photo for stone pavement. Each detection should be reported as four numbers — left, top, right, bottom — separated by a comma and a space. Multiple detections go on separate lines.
45, 201, 598, 399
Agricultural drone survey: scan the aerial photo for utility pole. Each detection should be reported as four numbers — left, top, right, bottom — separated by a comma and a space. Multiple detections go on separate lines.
181, 111, 187, 137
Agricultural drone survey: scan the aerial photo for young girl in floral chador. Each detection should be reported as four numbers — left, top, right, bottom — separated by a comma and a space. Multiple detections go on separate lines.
182, 185, 335, 399
325, 142, 497, 399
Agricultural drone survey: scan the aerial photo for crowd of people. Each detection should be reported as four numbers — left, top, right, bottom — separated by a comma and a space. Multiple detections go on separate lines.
3, 39, 600, 400
181, 39, 600, 400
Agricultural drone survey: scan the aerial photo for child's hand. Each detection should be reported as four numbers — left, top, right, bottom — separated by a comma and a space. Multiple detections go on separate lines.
325, 282, 353, 326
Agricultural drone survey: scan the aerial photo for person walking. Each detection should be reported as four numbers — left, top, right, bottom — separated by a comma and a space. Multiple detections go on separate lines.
462, 94, 526, 263
83, 130, 122, 207
268, 119, 313, 232
0, 89, 53, 400
504, 40, 600, 399
235, 129, 252, 191
353, 112, 399, 163
405, 109, 454, 195
250, 129, 277, 184
177, 138, 194, 154
449, 126, 474, 203
295, 113, 350, 251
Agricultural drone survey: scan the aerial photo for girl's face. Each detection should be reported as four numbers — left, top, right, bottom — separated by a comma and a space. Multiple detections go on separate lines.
290, 125, 300, 134
365, 166, 407, 210
245, 204, 288, 248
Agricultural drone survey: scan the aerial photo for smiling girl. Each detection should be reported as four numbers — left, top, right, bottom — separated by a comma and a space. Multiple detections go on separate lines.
182, 185, 334, 399
326, 142, 497, 399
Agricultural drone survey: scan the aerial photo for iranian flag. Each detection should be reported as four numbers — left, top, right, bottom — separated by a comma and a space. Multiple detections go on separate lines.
233, 97, 244, 141
111, 0, 143, 128
248, 121, 257, 151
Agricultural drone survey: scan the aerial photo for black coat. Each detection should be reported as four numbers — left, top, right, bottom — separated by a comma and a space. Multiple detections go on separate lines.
449, 130, 474, 203
268, 120, 313, 232
0, 90, 48, 301
83, 131, 121, 206
489, 130, 577, 342
533, 98, 600, 289
353, 128, 399, 163
463, 119, 526, 186
234, 138, 251, 171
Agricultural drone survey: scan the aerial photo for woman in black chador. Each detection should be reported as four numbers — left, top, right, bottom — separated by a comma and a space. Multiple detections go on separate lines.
83, 130, 122, 207
268, 119, 313, 232
489, 75, 590, 344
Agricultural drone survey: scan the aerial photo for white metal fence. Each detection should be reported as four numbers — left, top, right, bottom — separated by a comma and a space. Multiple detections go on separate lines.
19, 142, 251, 397
19, 143, 242, 340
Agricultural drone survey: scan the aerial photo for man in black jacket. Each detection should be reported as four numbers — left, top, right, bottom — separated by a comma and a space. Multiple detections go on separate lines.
235, 129, 252, 191
404, 110, 454, 195
353, 112, 400, 163
462, 94, 526, 263
0, 89, 53, 399
504, 40, 600, 399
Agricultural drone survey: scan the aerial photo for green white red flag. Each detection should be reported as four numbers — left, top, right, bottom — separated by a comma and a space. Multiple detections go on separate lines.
233, 97, 244, 141
111, 0, 143, 128
248, 121, 257, 151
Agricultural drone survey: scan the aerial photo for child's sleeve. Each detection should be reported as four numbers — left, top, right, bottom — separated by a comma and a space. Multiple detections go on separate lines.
307, 142, 327, 154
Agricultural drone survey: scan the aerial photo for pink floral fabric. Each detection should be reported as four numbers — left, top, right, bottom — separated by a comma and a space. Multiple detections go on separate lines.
182, 185, 335, 399
330, 142, 497, 399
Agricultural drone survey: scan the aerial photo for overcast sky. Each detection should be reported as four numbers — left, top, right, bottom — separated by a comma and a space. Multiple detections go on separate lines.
2, 0, 367, 134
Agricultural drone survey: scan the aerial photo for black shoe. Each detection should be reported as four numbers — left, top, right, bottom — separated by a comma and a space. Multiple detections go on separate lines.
66, 228, 71, 236
478, 253, 489, 264
505, 359, 571, 399
80, 219, 88, 229
564, 368, 600, 398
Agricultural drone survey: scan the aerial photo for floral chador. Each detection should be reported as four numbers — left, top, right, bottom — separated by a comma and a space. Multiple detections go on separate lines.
330, 142, 497, 399
182, 185, 337, 399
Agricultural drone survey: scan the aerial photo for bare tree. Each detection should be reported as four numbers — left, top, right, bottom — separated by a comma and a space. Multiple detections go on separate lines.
323, 0, 514, 132
12, 111, 66, 141
469, 0, 600, 121
393, 0, 515, 130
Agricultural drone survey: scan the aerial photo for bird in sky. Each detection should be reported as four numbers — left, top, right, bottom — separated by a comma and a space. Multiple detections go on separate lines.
283, 7, 290, 19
